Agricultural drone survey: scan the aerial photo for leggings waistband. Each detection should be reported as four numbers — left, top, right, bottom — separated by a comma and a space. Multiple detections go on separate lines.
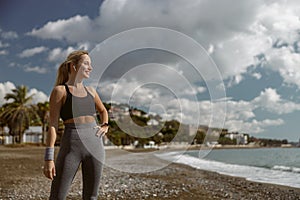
64, 121, 97, 129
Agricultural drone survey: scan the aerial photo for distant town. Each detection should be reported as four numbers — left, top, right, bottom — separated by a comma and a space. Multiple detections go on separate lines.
1, 90, 298, 149
103, 103, 300, 149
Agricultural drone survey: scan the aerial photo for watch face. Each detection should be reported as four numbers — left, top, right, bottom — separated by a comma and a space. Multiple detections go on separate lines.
101, 123, 108, 127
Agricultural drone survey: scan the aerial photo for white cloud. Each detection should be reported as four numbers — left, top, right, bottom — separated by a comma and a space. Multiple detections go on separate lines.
203, 94, 289, 134
253, 88, 300, 114
212, 30, 271, 80
257, 1, 300, 88
207, 44, 214, 55
254, 88, 280, 104
9, 62, 16, 67
265, 47, 300, 88
48, 48, 64, 62
227, 74, 244, 87
252, 72, 262, 79
98, 78, 300, 134
0, 29, 18, 39
77, 42, 92, 51
28, 15, 93, 43
27, 88, 49, 104
197, 86, 207, 93
46, 43, 90, 65
0, 41, 10, 48
5, 62, 47, 74
0, 81, 16, 106
0, 82, 48, 106
0, 50, 8, 55
19, 46, 48, 58
256, 1, 300, 45
257, 118, 285, 127
26, 0, 300, 90
226, 100, 255, 121
24, 66, 47, 74
47, 44, 90, 63
24, 0, 300, 137
225, 118, 284, 134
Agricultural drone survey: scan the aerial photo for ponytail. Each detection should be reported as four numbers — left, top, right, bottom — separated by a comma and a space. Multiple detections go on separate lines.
54, 50, 89, 86
55, 61, 69, 86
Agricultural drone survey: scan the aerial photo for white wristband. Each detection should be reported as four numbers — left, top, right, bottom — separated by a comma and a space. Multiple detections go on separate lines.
44, 147, 54, 161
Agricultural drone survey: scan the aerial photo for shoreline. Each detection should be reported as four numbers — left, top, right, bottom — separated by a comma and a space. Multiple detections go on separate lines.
2, 143, 298, 155
1, 146, 300, 199
106, 143, 299, 152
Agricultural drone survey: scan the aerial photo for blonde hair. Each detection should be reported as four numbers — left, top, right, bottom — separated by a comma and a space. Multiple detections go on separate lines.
55, 50, 89, 86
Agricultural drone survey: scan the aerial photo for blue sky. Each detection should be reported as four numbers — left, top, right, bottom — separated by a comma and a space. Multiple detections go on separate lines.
1, 0, 300, 142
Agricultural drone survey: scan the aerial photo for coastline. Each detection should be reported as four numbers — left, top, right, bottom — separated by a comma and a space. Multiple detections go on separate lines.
0, 146, 300, 199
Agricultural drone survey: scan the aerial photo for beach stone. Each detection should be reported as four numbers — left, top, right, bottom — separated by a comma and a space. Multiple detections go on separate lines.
1, 147, 300, 200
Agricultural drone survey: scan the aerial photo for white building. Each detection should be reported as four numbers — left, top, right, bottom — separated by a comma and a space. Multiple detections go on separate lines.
0, 126, 42, 144
226, 133, 248, 145
144, 141, 158, 149
23, 126, 43, 143
147, 119, 159, 126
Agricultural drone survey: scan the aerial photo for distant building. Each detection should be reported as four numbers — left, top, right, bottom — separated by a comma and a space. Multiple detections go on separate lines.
144, 141, 158, 149
130, 109, 142, 117
147, 119, 159, 126
108, 105, 129, 120
23, 126, 43, 143
0, 126, 42, 144
237, 134, 248, 145
226, 132, 248, 145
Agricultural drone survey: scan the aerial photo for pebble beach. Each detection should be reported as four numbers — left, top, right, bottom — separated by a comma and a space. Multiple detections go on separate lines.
1, 146, 300, 200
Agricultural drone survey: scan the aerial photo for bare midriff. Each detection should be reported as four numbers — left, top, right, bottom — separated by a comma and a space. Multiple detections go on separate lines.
63, 115, 96, 124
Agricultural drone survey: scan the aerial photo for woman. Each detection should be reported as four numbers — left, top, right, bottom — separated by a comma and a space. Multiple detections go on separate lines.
43, 50, 108, 200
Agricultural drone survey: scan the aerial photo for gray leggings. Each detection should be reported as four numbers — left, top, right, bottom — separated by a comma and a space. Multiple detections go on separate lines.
50, 122, 105, 200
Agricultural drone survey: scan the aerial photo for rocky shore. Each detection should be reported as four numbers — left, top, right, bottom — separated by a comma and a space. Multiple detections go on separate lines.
1, 146, 300, 200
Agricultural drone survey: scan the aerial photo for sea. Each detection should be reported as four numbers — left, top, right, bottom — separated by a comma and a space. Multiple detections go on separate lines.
157, 148, 300, 188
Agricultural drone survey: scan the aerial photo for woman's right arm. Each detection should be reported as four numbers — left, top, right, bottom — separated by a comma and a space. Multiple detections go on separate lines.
43, 86, 64, 180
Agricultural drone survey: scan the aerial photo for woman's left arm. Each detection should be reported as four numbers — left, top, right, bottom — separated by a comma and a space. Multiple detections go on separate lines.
89, 86, 109, 136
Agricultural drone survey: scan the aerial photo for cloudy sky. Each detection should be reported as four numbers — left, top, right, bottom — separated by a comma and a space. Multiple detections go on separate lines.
1, 0, 300, 141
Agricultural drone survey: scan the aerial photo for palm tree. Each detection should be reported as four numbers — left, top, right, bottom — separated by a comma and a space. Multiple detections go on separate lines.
0, 107, 5, 144
36, 101, 49, 144
0, 85, 40, 144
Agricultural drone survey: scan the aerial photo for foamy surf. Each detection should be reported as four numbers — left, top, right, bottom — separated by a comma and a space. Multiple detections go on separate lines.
156, 150, 300, 188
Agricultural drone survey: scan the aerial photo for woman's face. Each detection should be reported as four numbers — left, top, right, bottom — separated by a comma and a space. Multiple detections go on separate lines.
77, 54, 93, 79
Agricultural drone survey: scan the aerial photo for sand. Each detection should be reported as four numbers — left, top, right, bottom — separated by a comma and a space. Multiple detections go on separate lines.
0, 146, 300, 200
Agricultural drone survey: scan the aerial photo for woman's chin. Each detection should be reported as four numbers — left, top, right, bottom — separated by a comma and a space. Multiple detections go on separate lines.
83, 74, 90, 79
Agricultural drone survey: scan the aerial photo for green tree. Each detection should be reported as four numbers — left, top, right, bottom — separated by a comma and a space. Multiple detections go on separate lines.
194, 130, 206, 144
0, 85, 40, 144
218, 137, 236, 145
0, 107, 5, 144
36, 101, 49, 144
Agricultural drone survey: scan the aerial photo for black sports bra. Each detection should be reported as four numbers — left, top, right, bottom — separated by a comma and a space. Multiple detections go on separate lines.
60, 84, 96, 121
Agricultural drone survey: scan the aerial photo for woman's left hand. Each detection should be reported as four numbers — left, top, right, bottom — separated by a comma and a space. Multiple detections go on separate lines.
94, 124, 109, 137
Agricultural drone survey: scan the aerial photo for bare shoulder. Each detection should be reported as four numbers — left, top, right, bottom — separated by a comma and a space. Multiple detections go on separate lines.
86, 86, 97, 97
50, 85, 66, 99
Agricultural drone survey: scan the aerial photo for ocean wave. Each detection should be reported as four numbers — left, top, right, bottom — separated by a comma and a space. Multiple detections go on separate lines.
272, 165, 300, 173
156, 151, 300, 188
